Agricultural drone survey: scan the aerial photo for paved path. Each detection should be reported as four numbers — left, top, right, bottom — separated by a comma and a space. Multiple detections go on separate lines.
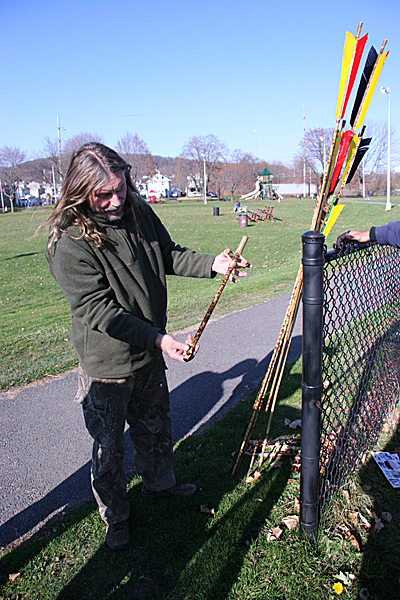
0, 294, 302, 549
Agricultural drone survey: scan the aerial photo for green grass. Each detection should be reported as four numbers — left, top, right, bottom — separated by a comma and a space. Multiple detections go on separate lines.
1, 196, 397, 390
1, 197, 400, 598
1, 356, 400, 599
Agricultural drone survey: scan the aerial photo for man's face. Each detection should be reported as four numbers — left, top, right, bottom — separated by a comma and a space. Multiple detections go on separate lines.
88, 171, 127, 221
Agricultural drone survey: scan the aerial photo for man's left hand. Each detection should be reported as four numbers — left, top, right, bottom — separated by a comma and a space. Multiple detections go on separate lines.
155, 333, 199, 363
212, 248, 252, 283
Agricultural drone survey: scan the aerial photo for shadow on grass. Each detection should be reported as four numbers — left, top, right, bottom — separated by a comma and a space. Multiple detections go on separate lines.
0, 358, 302, 600
357, 423, 400, 599
57, 363, 301, 600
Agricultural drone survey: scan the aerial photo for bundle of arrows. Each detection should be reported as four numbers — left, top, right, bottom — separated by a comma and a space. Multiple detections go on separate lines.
230, 22, 389, 479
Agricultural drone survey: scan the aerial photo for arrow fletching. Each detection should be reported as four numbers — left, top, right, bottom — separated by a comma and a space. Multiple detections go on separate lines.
346, 137, 372, 184
328, 129, 353, 195
350, 46, 378, 128
339, 133, 359, 187
323, 204, 345, 237
355, 50, 389, 129
336, 27, 368, 120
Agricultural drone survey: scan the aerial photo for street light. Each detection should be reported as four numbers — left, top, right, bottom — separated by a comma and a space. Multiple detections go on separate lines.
380, 86, 391, 211
320, 136, 326, 174
201, 153, 207, 205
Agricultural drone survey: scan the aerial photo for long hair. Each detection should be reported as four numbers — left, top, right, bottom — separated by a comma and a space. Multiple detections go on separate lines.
46, 143, 145, 249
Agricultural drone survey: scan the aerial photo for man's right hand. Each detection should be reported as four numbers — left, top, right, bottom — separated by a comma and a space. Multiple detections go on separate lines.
155, 333, 199, 363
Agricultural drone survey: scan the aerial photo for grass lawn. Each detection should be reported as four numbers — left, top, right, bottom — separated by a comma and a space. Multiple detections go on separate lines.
1, 196, 400, 598
1, 354, 400, 599
1, 196, 398, 390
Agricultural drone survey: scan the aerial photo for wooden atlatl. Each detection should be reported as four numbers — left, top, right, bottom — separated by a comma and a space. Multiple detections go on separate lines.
183, 235, 248, 362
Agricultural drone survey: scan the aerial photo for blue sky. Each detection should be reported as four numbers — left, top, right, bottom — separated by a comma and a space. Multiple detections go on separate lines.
1, 0, 398, 164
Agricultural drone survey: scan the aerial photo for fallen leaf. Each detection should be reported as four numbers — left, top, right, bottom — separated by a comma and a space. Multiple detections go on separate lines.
374, 518, 384, 532
342, 489, 350, 504
8, 573, 20, 582
359, 513, 371, 529
338, 524, 361, 551
294, 498, 300, 513
200, 505, 215, 515
282, 515, 299, 530
382, 511, 392, 523
266, 526, 283, 541
335, 571, 351, 585
246, 471, 262, 483
348, 512, 358, 525
288, 419, 302, 429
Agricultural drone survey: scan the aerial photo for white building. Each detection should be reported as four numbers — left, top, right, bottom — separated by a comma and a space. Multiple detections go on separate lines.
275, 183, 317, 196
144, 171, 172, 199
186, 175, 202, 198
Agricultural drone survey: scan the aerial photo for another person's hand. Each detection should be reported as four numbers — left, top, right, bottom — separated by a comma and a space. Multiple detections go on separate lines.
212, 248, 252, 283
155, 333, 199, 363
336, 229, 371, 247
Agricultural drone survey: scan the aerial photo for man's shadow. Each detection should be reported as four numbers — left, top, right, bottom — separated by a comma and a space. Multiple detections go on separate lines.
54, 357, 302, 598
0, 335, 301, 552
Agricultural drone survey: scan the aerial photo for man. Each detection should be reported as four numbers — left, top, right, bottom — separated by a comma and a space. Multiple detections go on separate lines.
336, 221, 400, 248
45, 143, 251, 550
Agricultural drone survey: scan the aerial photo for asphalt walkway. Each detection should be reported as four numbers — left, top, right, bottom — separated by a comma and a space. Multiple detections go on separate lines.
0, 293, 302, 549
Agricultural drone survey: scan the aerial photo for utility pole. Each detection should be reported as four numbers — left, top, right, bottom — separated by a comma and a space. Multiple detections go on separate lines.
202, 153, 207, 205
303, 104, 306, 197
0, 179, 4, 212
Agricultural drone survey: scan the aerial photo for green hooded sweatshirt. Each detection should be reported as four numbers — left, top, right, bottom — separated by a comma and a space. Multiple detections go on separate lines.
46, 202, 215, 378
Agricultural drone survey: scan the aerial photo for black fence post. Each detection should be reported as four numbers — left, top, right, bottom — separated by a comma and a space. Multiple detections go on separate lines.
300, 230, 324, 541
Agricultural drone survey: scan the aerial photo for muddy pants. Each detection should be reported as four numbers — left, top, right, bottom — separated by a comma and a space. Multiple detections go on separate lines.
76, 356, 176, 525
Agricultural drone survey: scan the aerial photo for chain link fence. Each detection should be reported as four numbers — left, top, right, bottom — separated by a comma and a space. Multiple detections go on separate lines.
319, 240, 400, 525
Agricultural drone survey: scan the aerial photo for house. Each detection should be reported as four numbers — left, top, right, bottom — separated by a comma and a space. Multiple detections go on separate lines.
186, 175, 202, 198
144, 171, 172, 199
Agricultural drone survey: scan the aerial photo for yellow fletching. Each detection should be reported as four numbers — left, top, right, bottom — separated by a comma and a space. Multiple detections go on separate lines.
340, 134, 359, 187
336, 32, 355, 120
323, 205, 344, 238
355, 51, 389, 129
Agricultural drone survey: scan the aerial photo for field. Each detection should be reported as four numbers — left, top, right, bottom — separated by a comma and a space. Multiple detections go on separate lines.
0, 195, 396, 390
1, 196, 400, 599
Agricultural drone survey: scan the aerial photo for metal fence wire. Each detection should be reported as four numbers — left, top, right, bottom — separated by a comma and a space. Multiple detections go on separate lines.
319, 240, 400, 523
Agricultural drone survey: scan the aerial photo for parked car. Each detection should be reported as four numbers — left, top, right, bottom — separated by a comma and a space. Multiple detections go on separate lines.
208, 191, 218, 198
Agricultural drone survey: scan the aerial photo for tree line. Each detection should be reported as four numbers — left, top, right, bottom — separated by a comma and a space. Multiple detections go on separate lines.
0, 123, 397, 205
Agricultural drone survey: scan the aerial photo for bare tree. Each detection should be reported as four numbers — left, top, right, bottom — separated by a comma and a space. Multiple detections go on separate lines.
42, 136, 64, 181
299, 127, 334, 172
218, 150, 257, 199
63, 132, 104, 170
180, 134, 228, 194
0, 145, 27, 211
116, 132, 155, 185
42, 132, 103, 181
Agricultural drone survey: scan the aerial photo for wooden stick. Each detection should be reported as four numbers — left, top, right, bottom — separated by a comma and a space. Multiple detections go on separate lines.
230, 265, 303, 475
183, 235, 248, 362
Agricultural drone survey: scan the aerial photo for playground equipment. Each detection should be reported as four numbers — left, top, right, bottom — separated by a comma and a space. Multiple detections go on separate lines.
240, 169, 283, 202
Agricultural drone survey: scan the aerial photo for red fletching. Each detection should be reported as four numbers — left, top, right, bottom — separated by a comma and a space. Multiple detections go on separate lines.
328, 130, 353, 195
340, 33, 368, 119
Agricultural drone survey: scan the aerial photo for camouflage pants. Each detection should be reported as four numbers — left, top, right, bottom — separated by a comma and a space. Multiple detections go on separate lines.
76, 356, 176, 524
